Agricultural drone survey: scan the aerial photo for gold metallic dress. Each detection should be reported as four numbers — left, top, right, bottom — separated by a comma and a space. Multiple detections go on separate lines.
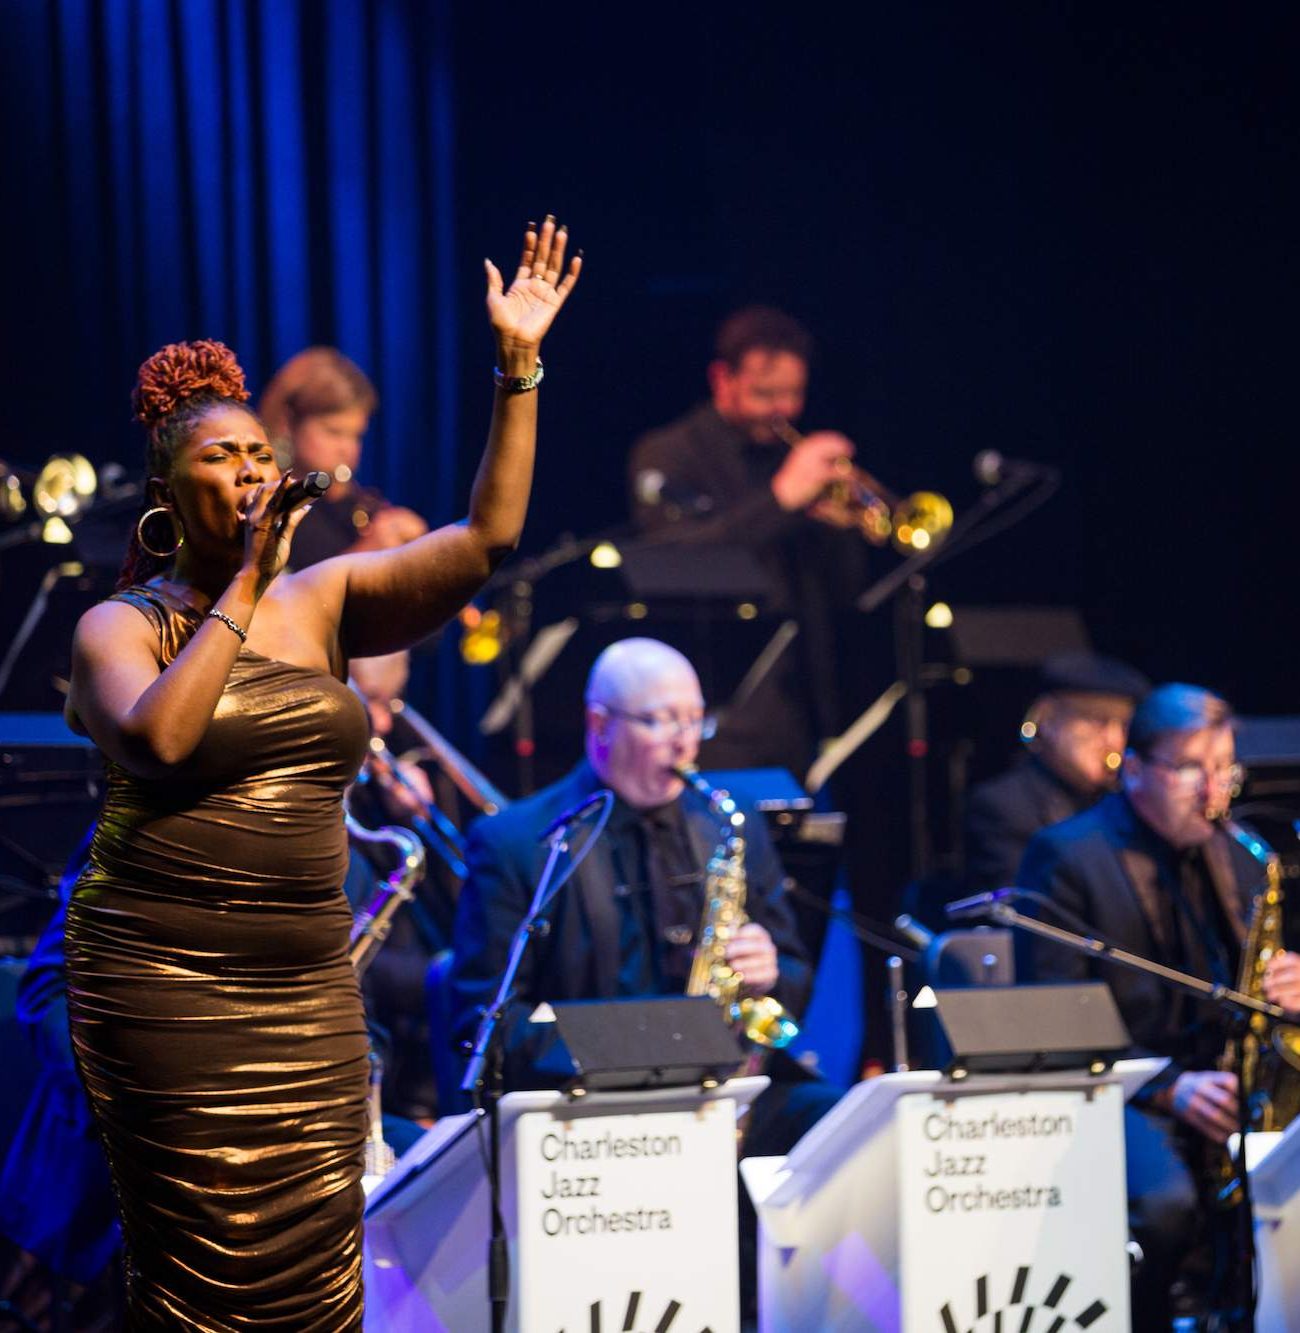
65, 585, 372, 1330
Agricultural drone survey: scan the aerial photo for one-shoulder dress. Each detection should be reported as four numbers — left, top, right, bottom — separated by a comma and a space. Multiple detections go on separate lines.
64, 584, 373, 1330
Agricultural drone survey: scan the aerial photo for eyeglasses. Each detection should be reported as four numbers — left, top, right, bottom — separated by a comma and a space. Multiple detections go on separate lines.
602, 706, 717, 741
1143, 756, 1245, 793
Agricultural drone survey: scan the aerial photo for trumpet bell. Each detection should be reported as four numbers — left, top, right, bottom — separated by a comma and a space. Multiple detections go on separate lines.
34, 454, 98, 518
891, 490, 953, 553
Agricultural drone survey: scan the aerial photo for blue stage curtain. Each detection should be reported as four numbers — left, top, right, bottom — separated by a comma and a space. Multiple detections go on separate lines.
4, 0, 467, 725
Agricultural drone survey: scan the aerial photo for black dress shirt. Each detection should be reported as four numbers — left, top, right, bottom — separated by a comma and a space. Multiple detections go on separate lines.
604, 797, 705, 995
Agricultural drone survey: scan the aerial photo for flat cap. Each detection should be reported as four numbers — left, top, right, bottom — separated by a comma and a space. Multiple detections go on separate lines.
1040, 651, 1150, 701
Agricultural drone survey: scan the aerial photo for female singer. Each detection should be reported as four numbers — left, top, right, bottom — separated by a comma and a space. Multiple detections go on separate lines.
62, 217, 579, 1329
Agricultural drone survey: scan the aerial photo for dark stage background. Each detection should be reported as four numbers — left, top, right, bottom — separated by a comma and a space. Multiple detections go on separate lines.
3, 2, 1298, 865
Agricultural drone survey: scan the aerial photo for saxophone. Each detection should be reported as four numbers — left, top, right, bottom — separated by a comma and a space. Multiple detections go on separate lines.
345, 812, 427, 1182
674, 766, 799, 1050
346, 815, 427, 975
1212, 816, 1300, 1205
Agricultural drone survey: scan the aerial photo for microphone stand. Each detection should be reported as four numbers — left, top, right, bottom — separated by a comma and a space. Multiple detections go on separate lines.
784, 883, 922, 1072
459, 792, 611, 1333
461, 829, 567, 1333
784, 880, 921, 963
980, 901, 1280, 1333
849, 468, 1056, 879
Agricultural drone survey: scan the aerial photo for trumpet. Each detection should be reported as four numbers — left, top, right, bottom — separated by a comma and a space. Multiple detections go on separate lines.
769, 419, 953, 553
0, 453, 107, 549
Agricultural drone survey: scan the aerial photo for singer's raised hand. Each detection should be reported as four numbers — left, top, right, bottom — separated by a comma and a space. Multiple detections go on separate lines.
484, 216, 582, 353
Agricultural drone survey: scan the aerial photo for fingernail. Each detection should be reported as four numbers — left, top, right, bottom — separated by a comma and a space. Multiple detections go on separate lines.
526, 220, 537, 229
557, 223, 568, 232
544, 213, 555, 223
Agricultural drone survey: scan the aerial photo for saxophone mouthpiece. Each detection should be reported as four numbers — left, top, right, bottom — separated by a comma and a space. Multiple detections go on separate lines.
672, 765, 742, 822
671, 764, 710, 798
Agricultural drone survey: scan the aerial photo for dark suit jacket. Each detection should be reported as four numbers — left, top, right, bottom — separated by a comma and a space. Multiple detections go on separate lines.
449, 760, 813, 1089
964, 755, 1096, 894
628, 403, 872, 763
629, 403, 805, 553
1018, 793, 1262, 1082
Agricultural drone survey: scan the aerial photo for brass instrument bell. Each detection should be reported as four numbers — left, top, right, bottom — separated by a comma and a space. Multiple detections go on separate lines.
0, 453, 99, 542
771, 420, 953, 553
33, 454, 98, 517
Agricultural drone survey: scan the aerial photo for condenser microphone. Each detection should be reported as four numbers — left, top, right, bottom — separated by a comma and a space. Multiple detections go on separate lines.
537, 789, 612, 843
944, 887, 1022, 920
893, 913, 935, 949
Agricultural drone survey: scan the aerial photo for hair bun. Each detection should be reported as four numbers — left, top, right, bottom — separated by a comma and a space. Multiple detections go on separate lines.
132, 339, 250, 426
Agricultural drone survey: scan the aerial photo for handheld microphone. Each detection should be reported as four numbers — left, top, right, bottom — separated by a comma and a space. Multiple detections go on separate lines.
537, 789, 611, 843
944, 887, 1021, 920
971, 451, 1054, 487
281, 470, 332, 509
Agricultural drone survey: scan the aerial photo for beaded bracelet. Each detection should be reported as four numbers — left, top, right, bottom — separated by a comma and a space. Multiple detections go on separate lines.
207, 609, 248, 644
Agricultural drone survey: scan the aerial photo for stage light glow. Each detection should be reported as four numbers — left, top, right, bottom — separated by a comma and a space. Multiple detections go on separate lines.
589, 541, 622, 569
924, 601, 953, 629
1020, 721, 1038, 740
460, 609, 503, 665
42, 517, 74, 544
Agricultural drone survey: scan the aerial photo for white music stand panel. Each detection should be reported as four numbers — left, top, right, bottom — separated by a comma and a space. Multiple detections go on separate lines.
364, 1077, 767, 1332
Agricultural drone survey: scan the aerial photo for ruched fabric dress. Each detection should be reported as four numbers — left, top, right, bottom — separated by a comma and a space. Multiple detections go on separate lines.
64, 585, 372, 1330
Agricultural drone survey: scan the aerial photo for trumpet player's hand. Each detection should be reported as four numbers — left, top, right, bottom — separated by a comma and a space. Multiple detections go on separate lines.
771, 431, 855, 512
725, 922, 780, 997
1263, 950, 1300, 1015
1165, 1070, 1240, 1144
485, 215, 582, 355
350, 504, 428, 553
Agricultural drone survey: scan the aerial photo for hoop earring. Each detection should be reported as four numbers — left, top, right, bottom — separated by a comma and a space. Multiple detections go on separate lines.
136, 506, 184, 559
